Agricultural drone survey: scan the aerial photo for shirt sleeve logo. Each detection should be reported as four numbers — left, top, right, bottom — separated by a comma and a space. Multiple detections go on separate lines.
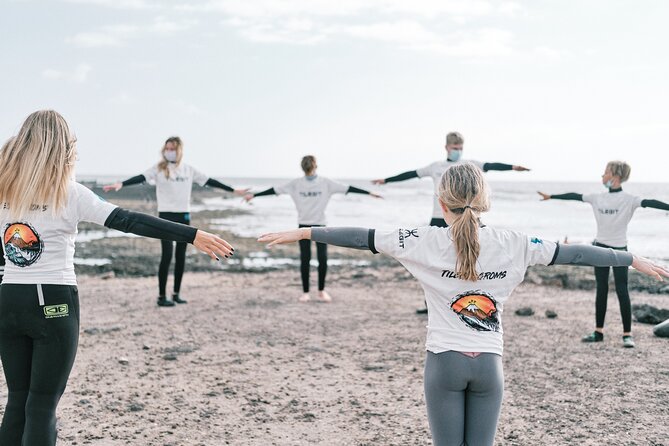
450, 290, 500, 332
398, 228, 419, 248
530, 237, 543, 244
3, 222, 44, 267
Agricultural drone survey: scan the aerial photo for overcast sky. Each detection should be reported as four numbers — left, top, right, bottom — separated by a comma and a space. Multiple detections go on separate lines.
2, 0, 668, 182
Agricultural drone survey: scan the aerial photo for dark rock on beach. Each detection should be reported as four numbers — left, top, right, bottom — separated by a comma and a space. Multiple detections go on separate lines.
653, 319, 669, 338
515, 307, 534, 316
632, 304, 669, 325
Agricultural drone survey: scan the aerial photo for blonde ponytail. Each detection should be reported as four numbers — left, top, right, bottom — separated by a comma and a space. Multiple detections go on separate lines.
438, 163, 490, 281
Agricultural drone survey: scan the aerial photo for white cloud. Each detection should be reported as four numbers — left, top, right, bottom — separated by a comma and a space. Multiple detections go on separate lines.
42, 63, 93, 82
63, 0, 156, 9
67, 17, 196, 47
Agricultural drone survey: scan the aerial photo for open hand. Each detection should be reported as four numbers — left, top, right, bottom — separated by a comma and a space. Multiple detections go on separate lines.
632, 255, 669, 281
513, 165, 530, 171
258, 228, 310, 248
243, 193, 255, 203
370, 192, 383, 199
193, 230, 234, 261
537, 191, 551, 201
234, 188, 250, 196
371, 179, 386, 185
103, 183, 122, 192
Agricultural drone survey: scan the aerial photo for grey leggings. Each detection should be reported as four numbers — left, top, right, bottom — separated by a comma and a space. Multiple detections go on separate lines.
424, 351, 504, 446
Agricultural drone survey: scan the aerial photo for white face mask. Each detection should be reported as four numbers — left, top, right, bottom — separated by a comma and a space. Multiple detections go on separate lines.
604, 179, 614, 189
448, 150, 462, 162
164, 151, 177, 162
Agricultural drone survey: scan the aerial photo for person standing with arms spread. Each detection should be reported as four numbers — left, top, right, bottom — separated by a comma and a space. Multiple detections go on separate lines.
0, 110, 234, 446
259, 162, 668, 446
104, 136, 247, 306
246, 155, 381, 303
538, 160, 669, 347
373, 131, 530, 313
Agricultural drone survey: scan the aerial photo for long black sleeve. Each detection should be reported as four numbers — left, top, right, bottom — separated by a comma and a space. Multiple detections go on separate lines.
205, 178, 234, 192
482, 163, 513, 172
553, 244, 632, 267
641, 199, 669, 211
104, 208, 197, 243
384, 170, 419, 183
121, 175, 146, 187
311, 227, 374, 252
347, 186, 371, 195
550, 193, 584, 201
254, 187, 277, 197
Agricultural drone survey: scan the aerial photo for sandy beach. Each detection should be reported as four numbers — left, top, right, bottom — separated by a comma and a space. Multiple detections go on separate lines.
0, 267, 663, 445
0, 185, 667, 445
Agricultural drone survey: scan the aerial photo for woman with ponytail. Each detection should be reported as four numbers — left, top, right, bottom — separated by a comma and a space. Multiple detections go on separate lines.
257, 162, 668, 446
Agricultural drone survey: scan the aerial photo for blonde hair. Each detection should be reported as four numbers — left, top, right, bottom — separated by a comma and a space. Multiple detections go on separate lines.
158, 136, 184, 179
0, 110, 76, 219
446, 132, 464, 145
438, 163, 491, 281
301, 155, 316, 175
606, 160, 631, 183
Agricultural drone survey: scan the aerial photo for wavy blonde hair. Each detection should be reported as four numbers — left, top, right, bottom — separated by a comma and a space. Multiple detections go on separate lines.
438, 163, 491, 281
0, 110, 76, 219
157, 136, 184, 179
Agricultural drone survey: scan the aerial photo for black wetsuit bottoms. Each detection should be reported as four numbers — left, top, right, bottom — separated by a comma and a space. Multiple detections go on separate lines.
0, 284, 80, 446
158, 212, 190, 297
592, 241, 631, 332
298, 224, 327, 293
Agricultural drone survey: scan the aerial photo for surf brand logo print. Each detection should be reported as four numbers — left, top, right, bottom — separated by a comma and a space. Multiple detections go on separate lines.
44, 304, 69, 319
4, 223, 44, 267
530, 237, 543, 244
398, 228, 418, 248
450, 290, 500, 332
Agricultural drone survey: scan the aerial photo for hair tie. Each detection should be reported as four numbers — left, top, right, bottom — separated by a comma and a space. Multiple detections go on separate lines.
463, 205, 472, 210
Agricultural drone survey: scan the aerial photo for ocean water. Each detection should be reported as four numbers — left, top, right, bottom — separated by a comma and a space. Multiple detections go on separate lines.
83, 176, 669, 262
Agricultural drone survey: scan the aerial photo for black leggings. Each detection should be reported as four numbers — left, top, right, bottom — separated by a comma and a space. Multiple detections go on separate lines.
298, 224, 327, 293
593, 242, 631, 333
0, 284, 80, 446
158, 212, 190, 296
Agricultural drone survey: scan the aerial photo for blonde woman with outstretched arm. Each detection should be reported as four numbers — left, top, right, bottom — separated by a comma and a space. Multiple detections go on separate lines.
0, 111, 233, 446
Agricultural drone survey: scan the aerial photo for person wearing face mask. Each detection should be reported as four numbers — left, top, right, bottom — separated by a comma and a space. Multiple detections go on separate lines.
372, 131, 530, 314
244, 155, 382, 303
103, 136, 247, 307
538, 161, 669, 348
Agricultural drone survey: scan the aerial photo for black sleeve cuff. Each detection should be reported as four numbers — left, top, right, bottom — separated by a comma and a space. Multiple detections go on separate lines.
104, 208, 197, 243
369, 229, 378, 254
205, 178, 234, 192
548, 242, 560, 266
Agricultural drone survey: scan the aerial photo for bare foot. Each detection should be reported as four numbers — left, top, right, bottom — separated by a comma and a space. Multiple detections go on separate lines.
317, 290, 332, 303
298, 293, 311, 303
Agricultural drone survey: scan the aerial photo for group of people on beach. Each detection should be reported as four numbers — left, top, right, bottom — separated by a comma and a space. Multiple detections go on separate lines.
1, 110, 667, 446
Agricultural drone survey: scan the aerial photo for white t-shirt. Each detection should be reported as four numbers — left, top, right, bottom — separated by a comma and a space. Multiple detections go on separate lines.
275, 176, 349, 225
1, 182, 118, 285
416, 159, 485, 219
374, 226, 557, 356
143, 163, 209, 212
582, 191, 642, 247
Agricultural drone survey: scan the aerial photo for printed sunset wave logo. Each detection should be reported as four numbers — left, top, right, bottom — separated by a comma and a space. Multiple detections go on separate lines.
4, 223, 43, 267
450, 290, 500, 332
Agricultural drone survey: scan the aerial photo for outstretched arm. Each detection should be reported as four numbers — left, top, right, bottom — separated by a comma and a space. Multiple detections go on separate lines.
258, 227, 375, 252
244, 187, 277, 202
483, 163, 530, 172
553, 244, 669, 281
537, 192, 583, 201
372, 170, 419, 185
104, 208, 234, 261
346, 186, 382, 199
641, 199, 669, 211
103, 174, 146, 192
205, 178, 249, 196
